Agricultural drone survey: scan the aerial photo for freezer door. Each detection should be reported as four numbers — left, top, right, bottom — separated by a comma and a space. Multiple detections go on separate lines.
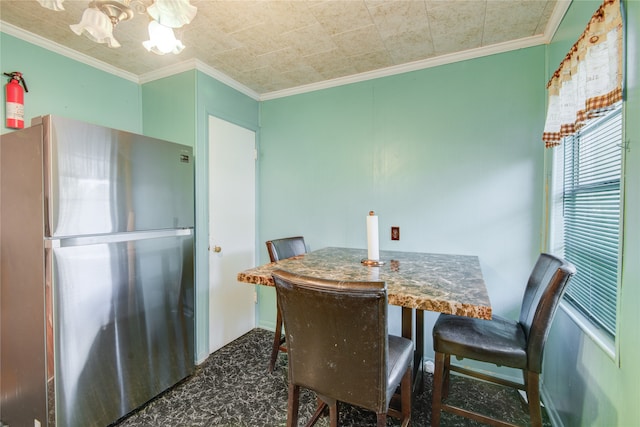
49, 232, 194, 427
43, 115, 194, 237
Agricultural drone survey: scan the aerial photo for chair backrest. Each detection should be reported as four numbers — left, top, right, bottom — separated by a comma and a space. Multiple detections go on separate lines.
265, 236, 306, 262
272, 269, 390, 413
518, 253, 576, 372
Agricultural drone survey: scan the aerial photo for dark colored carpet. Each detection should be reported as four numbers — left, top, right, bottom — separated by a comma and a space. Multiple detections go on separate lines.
111, 328, 550, 426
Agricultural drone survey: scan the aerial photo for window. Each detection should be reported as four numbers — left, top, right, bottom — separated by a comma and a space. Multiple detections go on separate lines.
551, 104, 623, 339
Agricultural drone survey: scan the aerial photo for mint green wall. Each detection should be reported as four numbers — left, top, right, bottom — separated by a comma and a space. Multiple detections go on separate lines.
542, 1, 640, 426
142, 71, 196, 146
0, 32, 141, 134
142, 70, 259, 363
259, 47, 547, 343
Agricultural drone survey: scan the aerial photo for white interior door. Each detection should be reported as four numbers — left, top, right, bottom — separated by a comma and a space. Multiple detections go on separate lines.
208, 115, 256, 354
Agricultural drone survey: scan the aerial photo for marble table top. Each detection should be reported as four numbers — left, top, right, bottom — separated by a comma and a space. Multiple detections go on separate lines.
237, 247, 491, 319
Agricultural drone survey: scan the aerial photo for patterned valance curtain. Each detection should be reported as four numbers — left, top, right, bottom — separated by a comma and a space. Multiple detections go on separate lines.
542, 0, 623, 148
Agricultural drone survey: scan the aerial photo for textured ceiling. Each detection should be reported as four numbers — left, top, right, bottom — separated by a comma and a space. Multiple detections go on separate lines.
0, 0, 566, 98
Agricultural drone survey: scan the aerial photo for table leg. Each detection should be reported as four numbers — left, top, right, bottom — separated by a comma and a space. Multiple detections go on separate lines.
415, 309, 424, 394
401, 307, 424, 394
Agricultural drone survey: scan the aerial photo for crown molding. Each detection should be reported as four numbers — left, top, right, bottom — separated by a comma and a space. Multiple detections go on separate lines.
193, 60, 260, 101
2, 0, 570, 102
137, 59, 260, 100
1, 19, 261, 100
137, 59, 198, 85
260, 34, 548, 101
544, 1, 572, 43
0, 20, 139, 83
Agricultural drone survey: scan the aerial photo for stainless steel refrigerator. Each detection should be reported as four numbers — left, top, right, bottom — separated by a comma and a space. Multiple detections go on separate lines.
1, 115, 195, 427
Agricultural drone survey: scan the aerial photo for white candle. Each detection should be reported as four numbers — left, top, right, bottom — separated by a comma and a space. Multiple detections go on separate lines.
368, 265, 380, 280
366, 211, 380, 261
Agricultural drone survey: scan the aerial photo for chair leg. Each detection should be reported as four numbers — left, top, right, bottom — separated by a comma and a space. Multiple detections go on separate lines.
400, 366, 412, 426
442, 354, 451, 400
328, 400, 338, 427
431, 352, 446, 427
376, 413, 387, 427
269, 306, 284, 372
304, 398, 328, 427
525, 371, 542, 427
287, 383, 300, 427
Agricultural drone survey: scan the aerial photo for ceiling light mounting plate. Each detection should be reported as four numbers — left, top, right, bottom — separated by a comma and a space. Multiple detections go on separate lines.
89, 0, 134, 25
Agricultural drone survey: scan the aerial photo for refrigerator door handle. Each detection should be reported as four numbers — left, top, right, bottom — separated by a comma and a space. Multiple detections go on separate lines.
45, 228, 193, 248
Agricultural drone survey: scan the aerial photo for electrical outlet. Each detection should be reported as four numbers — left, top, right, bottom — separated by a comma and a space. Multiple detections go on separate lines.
391, 226, 400, 241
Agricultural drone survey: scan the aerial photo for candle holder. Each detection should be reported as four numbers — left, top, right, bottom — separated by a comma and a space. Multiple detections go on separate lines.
361, 259, 385, 267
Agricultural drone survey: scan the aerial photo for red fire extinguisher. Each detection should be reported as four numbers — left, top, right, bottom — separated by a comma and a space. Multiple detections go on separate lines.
4, 71, 28, 129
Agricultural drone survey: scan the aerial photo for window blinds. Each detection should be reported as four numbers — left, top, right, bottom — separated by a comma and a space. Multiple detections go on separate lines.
562, 106, 622, 337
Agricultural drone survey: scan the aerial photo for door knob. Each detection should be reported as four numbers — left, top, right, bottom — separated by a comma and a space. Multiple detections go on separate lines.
213, 246, 222, 253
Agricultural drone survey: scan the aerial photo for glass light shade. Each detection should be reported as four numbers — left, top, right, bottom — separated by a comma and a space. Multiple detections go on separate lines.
70, 7, 121, 48
146, 0, 197, 28
143, 20, 185, 55
37, 0, 65, 11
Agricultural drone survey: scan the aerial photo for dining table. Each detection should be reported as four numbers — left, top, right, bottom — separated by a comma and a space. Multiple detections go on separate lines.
237, 246, 492, 392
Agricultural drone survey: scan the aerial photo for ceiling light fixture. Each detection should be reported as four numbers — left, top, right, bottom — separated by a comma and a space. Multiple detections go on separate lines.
36, 0, 65, 11
143, 20, 184, 55
38, 0, 196, 55
70, 2, 132, 48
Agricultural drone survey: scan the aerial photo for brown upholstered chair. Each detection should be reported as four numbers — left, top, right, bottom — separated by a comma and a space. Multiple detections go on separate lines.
272, 269, 413, 427
265, 236, 307, 372
431, 253, 576, 427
